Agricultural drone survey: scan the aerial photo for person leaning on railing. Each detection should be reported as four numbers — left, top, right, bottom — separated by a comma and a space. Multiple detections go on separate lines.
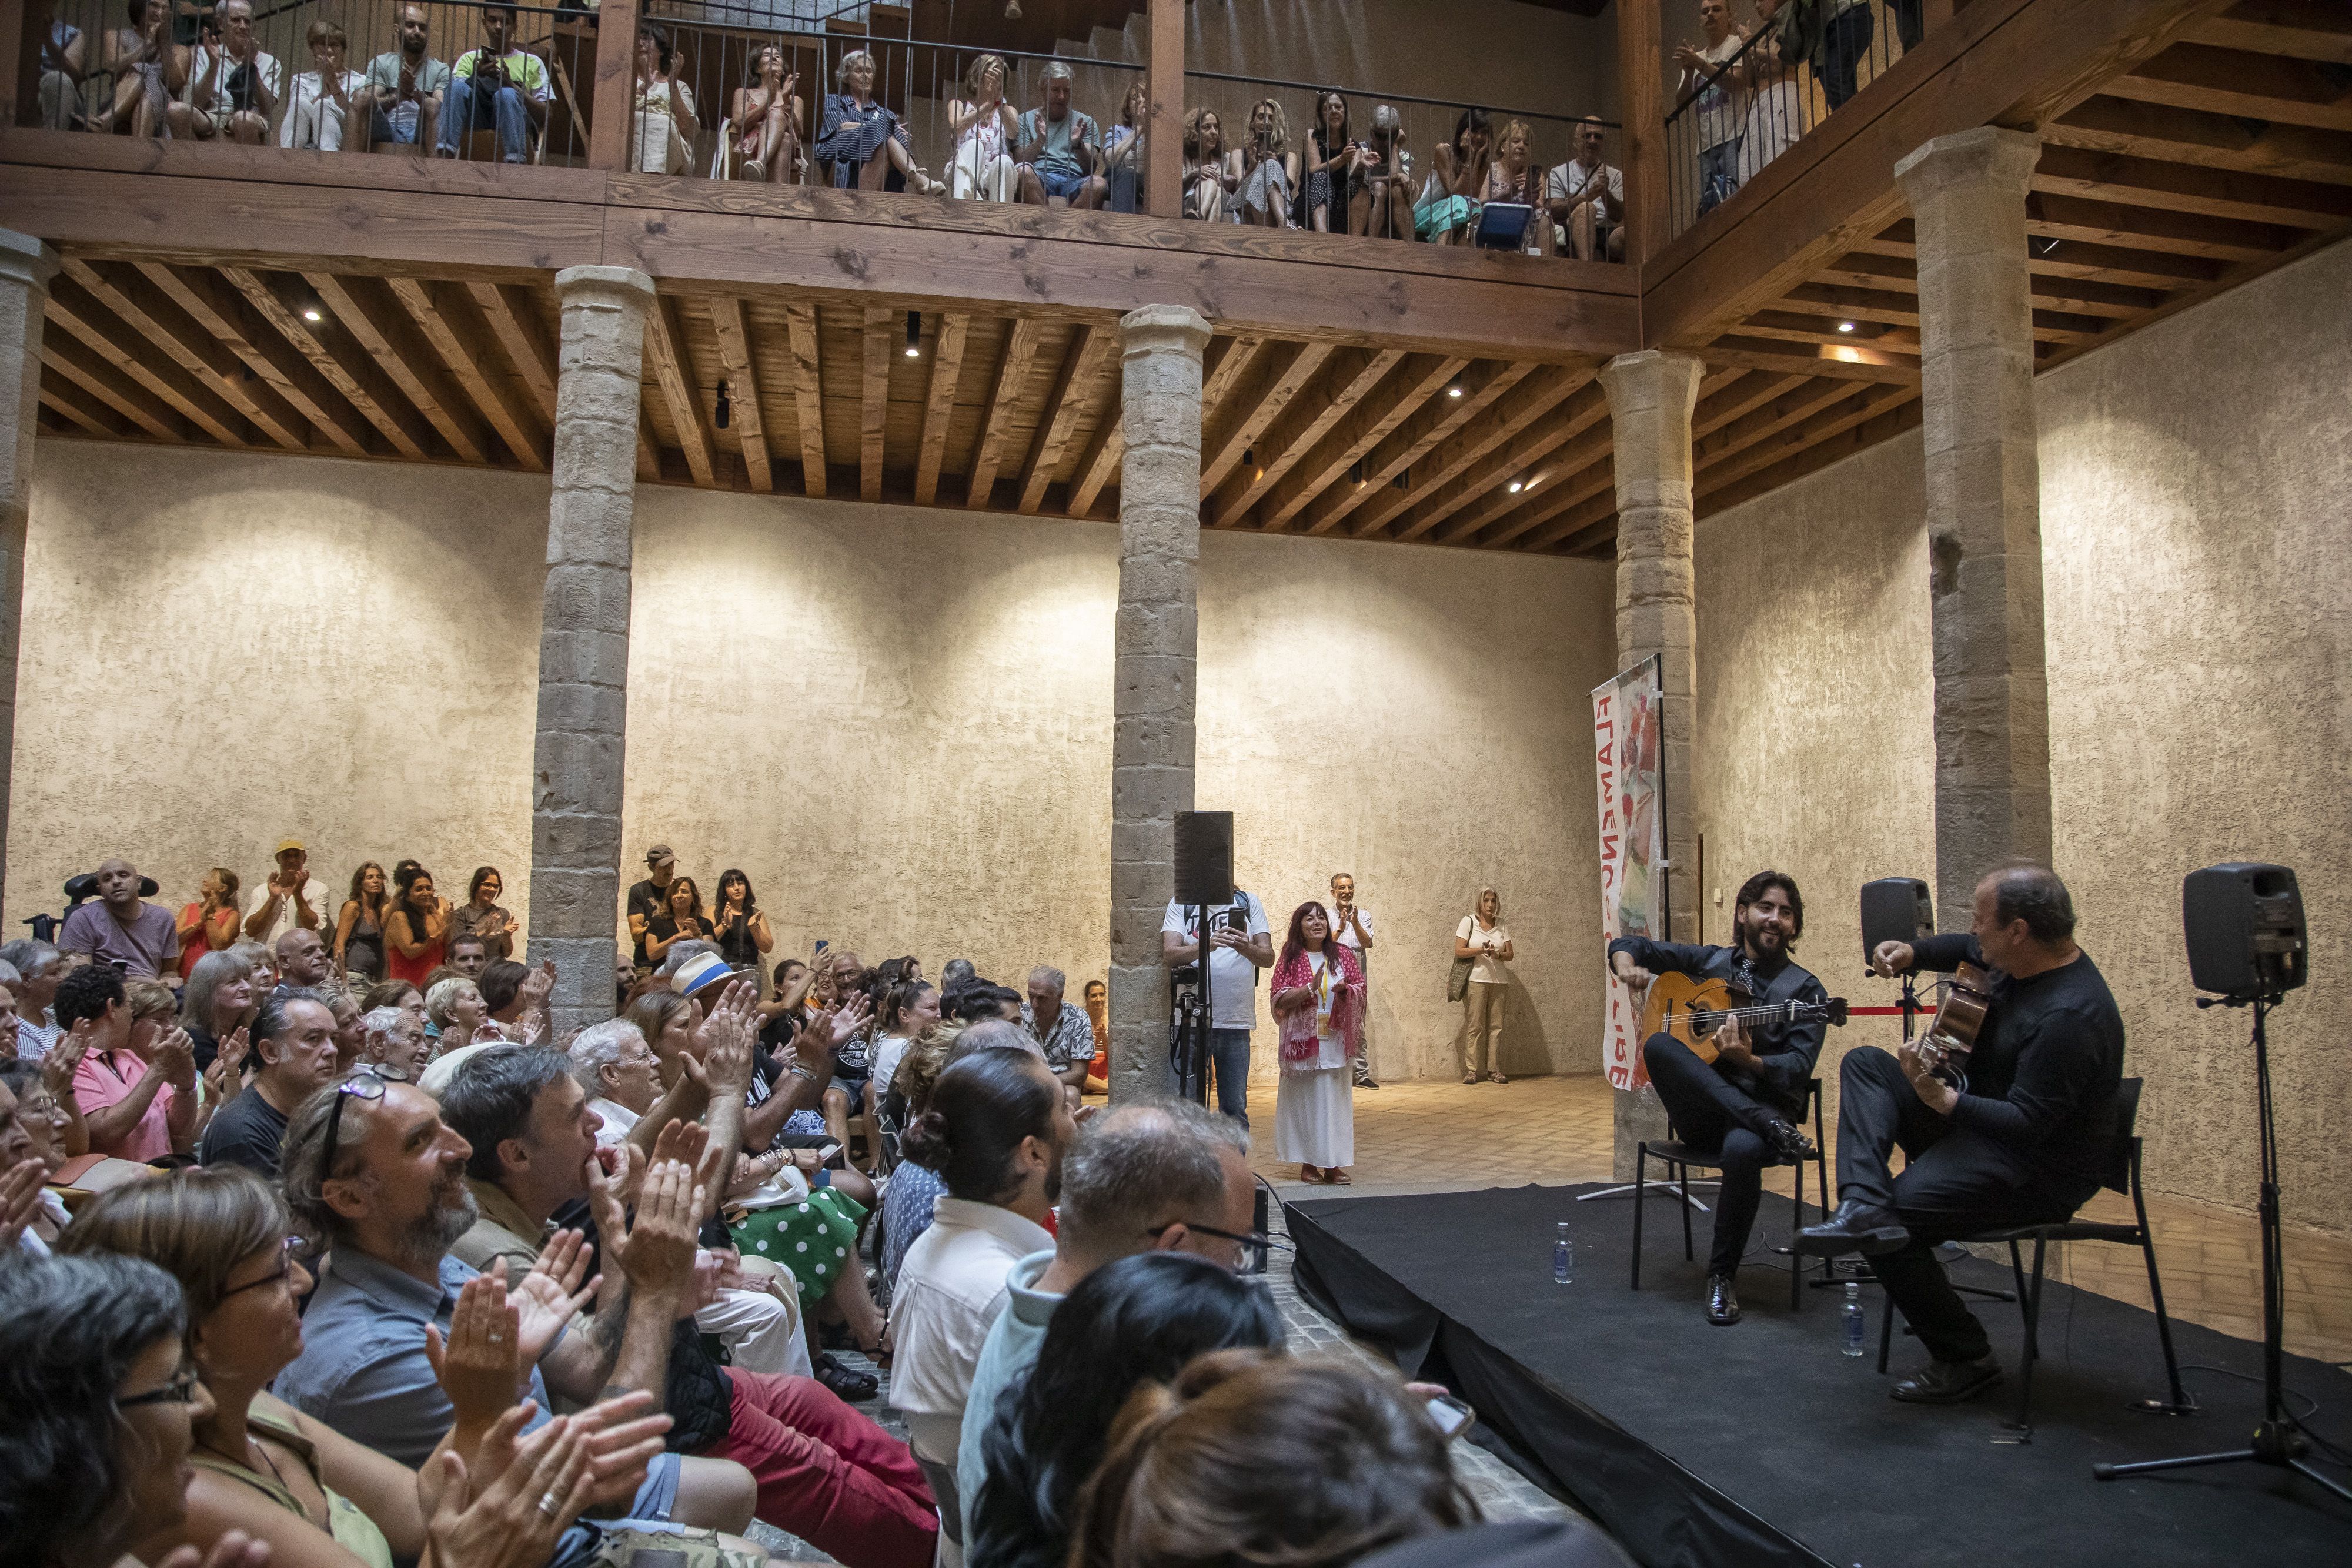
1673, 0, 1749, 216
1736, 0, 1803, 188
433, 2, 549, 165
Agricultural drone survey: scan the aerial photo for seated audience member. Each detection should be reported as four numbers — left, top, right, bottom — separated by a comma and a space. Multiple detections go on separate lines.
445, 865, 518, 961
953, 982, 1024, 1027
64, 966, 198, 1162
1083, 978, 1111, 1092
196, 987, 338, 1178
355, 1004, 430, 1081
1071, 1355, 1478, 1568
359, 977, 426, 1028
436, 2, 549, 163
1417, 107, 1491, 244
1304, 89, 1350, 233
322, 987, 366, 1073
0, 1062, 73, 1244
1014, 62, 1104, 209
97, 0, 173, 139
59, 857, 179, 980
332, 861, 389, 984
1182, 107, 1236, 220
869, 978, 941, 1139
729, 44, 804, 183
1232, 97, 1299, 228
626, 22, 699, 176
480, 956, 552, 1039
1103, 82, 1148, 213
889, 1045, 1077, 1517
0, 968, 18, 1057
437, 1041, 938, 1562
4, 938, 69, 1059
808, 948, 877, 1154
278, 18, 362, 151
445, 931, 490, 981
59, 1165, 669, 1568
947, 54, 1018, 202
1021, 966, 1094, 1098
166, 0, 279, 145
1544, 116, 1625, 262
876, 1025, 956, 1303
1484, 119, 1552, 255
0, 1252, 239, 1568
242, 838, 328, 945
0, 1073, 59, 1255
759, 955, 814, 1042
232, 940, 280, 995
36, 0, 86, 130
426, 975, 497, 1054
179, 950, 256, 1074
382, 864, 447, 985
817, 48, 941, 192
362, 3, 446, 154
961, 1101, 1258, 1554
275, 927, 333, 991
178, 867, 243, 982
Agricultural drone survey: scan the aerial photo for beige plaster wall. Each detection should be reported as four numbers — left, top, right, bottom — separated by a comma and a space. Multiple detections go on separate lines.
1693, 237, 2352, 1233
14, 446, 1615, 1080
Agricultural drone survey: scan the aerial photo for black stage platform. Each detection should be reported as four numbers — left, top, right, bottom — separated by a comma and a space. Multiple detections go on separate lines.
1286, 1183, 2352, 1568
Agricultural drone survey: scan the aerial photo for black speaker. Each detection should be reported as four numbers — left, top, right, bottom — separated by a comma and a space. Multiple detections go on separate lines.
1173, 811, 1234, 907
2183, 862, 2307, 998
1860, 877, 1934, 964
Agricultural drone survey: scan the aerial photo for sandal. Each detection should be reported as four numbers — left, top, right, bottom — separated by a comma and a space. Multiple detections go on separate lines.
814, 1352, 879, 1403
1462, 1074, 1480, 1086
1488, 1071, 1509, 1085
1329, 1169, 1352, 1186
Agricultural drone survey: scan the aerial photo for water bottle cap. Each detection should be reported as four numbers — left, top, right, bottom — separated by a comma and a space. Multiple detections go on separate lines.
1845, 1281, 1860, 1296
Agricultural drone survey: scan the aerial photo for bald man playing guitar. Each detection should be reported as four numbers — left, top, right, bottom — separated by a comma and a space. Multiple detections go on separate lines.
1609, 870, 1825, 1326
1797, 864, 2124, 1406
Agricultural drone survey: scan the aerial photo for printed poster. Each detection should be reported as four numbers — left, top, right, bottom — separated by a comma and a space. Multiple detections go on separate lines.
1593, 656, 1665, 1090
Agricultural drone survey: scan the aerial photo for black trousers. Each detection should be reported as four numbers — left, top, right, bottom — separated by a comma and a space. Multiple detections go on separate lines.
1835, 1046, 2091, 1363
1642, 1033, 1786, 1278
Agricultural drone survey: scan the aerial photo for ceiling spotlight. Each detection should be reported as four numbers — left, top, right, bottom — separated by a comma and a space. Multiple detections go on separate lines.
1836, 320, 1856, 333
302, 308, 323, 323
715, 379, 732, 430
1507, 479, 1522, 493
1446, 380, 1465, 399
904, 310, 922, 358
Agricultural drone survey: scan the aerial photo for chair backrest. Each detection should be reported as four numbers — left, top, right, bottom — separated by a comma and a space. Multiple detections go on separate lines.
2100, 1077, 2144, 1195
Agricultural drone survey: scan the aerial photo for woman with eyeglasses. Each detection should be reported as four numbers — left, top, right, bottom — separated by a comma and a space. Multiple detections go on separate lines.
0, 1061, 72, 1250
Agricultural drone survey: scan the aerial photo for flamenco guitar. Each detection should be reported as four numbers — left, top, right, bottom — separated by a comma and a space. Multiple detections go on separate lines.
1907, 960, 1997, 1091
1638, 974, 1849, 1064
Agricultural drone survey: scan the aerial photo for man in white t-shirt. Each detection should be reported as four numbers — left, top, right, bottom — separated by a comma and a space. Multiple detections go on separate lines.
1160, 888, 1273, 1126
1328, 872, 1378, 1091
1674, 0, 1748, 215
1544, 117, 1626, 263
165, 0, 281, 145
242, 838, 330, 944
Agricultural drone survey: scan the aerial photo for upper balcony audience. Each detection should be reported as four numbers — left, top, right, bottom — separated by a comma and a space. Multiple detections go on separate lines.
163, 0, 279, 145
434, 2, 549, 165
362, 2, 447, 155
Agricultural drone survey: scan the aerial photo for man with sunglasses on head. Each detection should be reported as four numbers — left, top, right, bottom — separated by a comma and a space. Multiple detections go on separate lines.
196, 985, 339, 1178
955, 1096, 1258, 1553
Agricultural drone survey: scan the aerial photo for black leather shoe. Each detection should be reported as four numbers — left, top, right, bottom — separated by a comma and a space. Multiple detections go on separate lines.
1355, 1069, 1381, 1089
1763, 1117, 1817, 1163
1795, 1198, 1911, 1257
1705, 1273, 1741, 1326
1891, 1355, 2002, 1405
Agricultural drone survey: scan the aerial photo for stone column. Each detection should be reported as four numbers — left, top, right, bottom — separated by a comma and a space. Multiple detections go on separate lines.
1895, 128, 2050, 927
1107, 304, 1211, 1102
0, 231, 60, 916
529, 266, 655, 1035
1600, 348, 1706, 1177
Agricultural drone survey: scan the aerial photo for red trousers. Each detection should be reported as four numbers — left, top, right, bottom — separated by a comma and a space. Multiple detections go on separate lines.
697, 1369, 938, 1568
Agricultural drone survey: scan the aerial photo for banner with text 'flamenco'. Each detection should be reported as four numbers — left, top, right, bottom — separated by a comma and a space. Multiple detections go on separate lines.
1593, 656, 1665, 1091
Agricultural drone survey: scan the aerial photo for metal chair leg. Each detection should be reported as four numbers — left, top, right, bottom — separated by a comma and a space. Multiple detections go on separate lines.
1788, 1146, 1805, 1312
2133, 1174, 2195, 1413
2003, 1236, 2049, 1440
1877, 1290, 1895, 1373
1678, 1163, 1695, 1262
1630, 1146, 1648, 1290
2008, 1240, 2034, 1356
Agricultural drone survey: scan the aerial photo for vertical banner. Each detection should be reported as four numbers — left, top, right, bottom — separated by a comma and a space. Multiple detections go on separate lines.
1593, 656, 1666, 1089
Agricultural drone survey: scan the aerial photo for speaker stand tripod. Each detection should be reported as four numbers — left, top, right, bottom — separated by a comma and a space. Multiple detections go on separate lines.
2093, 992, 2351, 1502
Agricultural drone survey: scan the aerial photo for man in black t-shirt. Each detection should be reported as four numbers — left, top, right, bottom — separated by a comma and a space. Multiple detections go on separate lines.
197, 987, 340, 1178
1799, 864, 2123, 1406
1609, 871, 1824, 1328
625, 843, 679, 971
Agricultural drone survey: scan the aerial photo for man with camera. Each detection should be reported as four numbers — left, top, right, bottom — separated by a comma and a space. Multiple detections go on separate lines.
1161, 887, 1273, 1126
1798, 864, 2123, 1405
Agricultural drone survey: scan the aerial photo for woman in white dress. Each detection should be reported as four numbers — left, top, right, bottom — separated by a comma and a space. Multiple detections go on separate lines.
1271, 900, 1365, 1185
626, 22, 699, 176
947, 52, 1018, 201
1456, 886, 1514, 1084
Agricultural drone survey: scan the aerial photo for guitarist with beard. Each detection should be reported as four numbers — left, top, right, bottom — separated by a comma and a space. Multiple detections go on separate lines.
1609, 871, 1824, 1325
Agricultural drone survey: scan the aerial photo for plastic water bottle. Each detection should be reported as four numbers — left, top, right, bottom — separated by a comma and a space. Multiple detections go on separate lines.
1553, 1222, 1574, 1286
1840, 1281, 1866, 1357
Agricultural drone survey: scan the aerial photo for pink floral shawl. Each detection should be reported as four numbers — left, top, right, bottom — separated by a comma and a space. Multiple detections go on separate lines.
1271, 941, 1364, 1065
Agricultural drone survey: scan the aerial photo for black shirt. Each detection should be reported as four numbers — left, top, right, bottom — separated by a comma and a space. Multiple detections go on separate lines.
1606, 935, 1828, 1119
625, 878, 666, 967
198, 1081, 291, 1178
1905, 934, 2123, 1191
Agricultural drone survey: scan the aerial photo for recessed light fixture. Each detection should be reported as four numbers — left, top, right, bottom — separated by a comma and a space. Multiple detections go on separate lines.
1446, 381, 1465, 399
1836, 320, 1856, 333
302, 308, 323, 323
1507, 479, 1522, 493
904, 310, 922, 357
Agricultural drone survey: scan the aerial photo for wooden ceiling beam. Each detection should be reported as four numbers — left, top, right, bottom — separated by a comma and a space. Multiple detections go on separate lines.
1525, 481, 1622, 555
1693, 377, 1862, 473
861, 307, 893, 504
1441, 417, 1616, 547
1017, 323, 1113, 516
2046, 94, 2352, 185
39, 375, 128, 439
637, 410, 662, 484
229, 268, 435, 459
1257, 353, 1462, 533
1210, 346, 1400, 527
2032, 142, 2352, 228
707, 296, 774, 494
914, 312, 970, 507
39, 330, 191, 443
2025, 190, 2307, 260
59, 260, 290, 450
1737, 313, 1923, 356
309, 272, 493, 465
1692, 336, 1919, 385
2112, 42, 2352, 133
472, 282, 561, 426
1304, 360, 1528, 537
642, 292, 717, 489
2189, 1, 2352, 66
964, 315, 1047, 510
390, 277, 547, 470
1201, 340, 1334, 503
783, 302, 828, 497
1696, 392, 1926, 517
135, 262, 370, 456
1066, 414, 1125, 521
45, 278, 247, 446
1385, 373, 1603, 544
1694, 383, 1920, 500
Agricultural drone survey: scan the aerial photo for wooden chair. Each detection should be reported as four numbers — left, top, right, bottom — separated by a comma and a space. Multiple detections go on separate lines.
1875, 1077, 2192, 1438
1631, 1076, 1829, 1310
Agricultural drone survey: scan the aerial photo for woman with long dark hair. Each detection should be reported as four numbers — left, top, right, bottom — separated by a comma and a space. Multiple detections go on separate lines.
1304, 88, 1349, 232
1416, 105, 1492, 243
380, 865, 446, 987
330, 861, 386, 984
728, 42, 801, 183
968, 1251, 1285, 1568
624, 21, 699, 176
642, 875, 706, 967
444, 865, 516, 962
1269, 900, 1365, 1184
176, 866, 242, 982
711, 868, 773, 974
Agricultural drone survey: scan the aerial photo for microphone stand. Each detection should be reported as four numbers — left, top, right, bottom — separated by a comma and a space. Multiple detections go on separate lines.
2095, 991, 2350, 1501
